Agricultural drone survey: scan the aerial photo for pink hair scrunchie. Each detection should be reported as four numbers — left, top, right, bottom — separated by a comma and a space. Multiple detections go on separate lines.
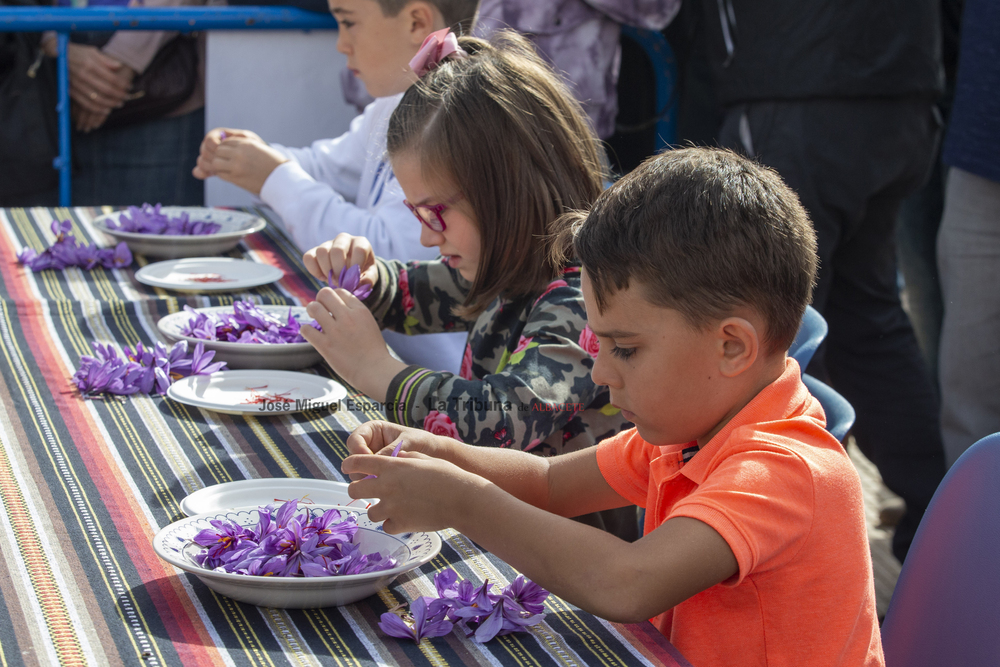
409, 28, 468, 77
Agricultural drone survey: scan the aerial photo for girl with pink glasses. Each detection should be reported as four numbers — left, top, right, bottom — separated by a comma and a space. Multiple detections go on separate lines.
301, 30, 634, 537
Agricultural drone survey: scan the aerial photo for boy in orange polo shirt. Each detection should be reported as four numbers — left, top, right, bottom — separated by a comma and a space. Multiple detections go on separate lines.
343, 147, 885, 666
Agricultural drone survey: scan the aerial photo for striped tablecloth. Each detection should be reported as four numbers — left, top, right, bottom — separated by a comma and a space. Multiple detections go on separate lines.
0, 207, 692, 667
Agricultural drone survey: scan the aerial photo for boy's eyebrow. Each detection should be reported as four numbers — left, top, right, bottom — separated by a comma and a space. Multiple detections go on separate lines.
330, 6, 352, 14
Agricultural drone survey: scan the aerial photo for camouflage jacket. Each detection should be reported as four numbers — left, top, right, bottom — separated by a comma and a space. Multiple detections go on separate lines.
367, 259, 629, 455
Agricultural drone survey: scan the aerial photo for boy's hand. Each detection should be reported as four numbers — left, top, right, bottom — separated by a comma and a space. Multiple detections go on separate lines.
193, 128, 263, 178
299, 287, 406, 396
344, 452, 488, 534
198, 136, 288, 194
345, 421, 459, 475
302, 233, 379, 289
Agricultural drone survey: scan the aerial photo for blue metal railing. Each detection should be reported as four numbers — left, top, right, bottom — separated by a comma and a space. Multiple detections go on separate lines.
0, 7, 338, 205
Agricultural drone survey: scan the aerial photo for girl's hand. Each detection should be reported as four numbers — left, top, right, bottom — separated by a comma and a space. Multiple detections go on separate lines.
302, 233, 379, 290
192, 128, 265, 180
300, 287, 406, 395
344, 452, 488, 534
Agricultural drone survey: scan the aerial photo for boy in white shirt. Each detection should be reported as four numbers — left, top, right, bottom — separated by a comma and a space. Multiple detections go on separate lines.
192, 0, 478, 372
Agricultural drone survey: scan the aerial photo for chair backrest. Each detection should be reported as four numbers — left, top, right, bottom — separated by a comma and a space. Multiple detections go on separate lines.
801, 373, 854, 441
619, 26, 678, 151
881, 432, 1000, 666
789, 305, 827, 372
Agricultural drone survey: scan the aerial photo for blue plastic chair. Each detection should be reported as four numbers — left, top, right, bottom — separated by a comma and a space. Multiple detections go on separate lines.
620, 26, 678, 151
881, 432, 1000, 666
802, 373, 855, 442
789, 305, 827, 372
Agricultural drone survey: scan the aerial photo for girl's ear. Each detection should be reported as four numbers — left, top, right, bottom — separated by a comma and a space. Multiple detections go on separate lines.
406, 1, 445, 42
717, 317, 759, 378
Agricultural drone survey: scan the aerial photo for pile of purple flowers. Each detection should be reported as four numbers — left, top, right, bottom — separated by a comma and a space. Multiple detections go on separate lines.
379, 569, 549, 644
106, 203, 221, 235
72, 340, 226, 397
192, 500, 397, 578
17, 220, 132, 272
180, 301, 320, 344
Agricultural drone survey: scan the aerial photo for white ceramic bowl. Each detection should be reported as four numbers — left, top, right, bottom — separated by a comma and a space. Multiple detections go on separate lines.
152, 506, 441, 608
158, 305, 322, 371
93, 207, 266, 259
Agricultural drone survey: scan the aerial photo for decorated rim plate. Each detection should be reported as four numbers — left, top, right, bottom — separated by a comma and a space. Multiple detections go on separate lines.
153, 506, 441, 608
180, 479, 374, 516
157, 305, 322, 370
93, 207, 266, 259
166, 369, 346, 415
135, 258, 283, 292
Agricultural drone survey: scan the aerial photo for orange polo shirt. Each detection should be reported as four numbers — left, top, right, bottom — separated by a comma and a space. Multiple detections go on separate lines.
596, 359, 884, 667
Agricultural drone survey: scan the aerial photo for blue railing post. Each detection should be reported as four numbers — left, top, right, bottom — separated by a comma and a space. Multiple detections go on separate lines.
54, 32, 71, 207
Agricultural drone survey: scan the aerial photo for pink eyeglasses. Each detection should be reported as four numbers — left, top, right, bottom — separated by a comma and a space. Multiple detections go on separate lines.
403, 193, 464, 232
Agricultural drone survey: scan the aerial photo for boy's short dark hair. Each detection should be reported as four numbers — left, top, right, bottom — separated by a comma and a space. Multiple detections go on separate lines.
574, 147, 818, 355
375, 0, 480, 34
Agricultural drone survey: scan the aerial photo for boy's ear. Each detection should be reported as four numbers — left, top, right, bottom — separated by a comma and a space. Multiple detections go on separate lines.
716, 317, 759, 378
404, 1, 446, 42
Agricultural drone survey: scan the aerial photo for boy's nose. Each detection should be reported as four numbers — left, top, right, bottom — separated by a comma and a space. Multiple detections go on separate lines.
590, 349, 620, 389
335, 33, 350, 55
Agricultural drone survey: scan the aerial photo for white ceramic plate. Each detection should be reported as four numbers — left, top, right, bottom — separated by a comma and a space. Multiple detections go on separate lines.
153, 506, 441, 608
157, 305, 322, 370
166, 369, 346, 415
135, 258, 283, 292
93, 207, 266, 259
180, 479, 374, 516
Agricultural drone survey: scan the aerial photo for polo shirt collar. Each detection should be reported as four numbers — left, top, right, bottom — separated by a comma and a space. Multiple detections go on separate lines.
679, 358, 817, 485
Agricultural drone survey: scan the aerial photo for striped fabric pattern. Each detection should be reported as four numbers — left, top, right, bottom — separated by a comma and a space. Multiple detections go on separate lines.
0, 207, 691, 667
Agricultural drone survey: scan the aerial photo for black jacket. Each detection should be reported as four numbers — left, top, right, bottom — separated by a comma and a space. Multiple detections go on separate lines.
703, 0, 944, 106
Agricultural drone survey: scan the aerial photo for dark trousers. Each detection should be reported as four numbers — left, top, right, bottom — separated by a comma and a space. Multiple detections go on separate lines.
719, 98, 946, 562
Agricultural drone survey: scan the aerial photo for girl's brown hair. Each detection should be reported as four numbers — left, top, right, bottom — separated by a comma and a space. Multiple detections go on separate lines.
386, 31, 607, 317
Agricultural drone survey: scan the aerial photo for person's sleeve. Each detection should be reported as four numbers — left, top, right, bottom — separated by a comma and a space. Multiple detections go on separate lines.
259, 103, 436, 256
101, 0, 203, 73
582, 0, 681, 30
596, 428, 651, 506
667, 446, 816, 584
380, 282, 607, 449
365, 258, 476, 336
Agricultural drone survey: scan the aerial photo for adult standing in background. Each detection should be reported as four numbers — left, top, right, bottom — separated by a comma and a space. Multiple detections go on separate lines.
474, 0, 680, 141
42, 0, 205, 205
936, 0, 1000, 467
708, 0, 946, 562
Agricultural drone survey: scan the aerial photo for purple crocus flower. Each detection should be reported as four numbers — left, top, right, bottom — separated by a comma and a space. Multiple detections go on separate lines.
187, 342, 226, 376
328, 264, 373, 300
379, 597, 454, 643
502, 575, 549, 615
75, 243, 102, 270
16, 247, 38, 265
51, 219, 73, 240
104, 242, 133, 269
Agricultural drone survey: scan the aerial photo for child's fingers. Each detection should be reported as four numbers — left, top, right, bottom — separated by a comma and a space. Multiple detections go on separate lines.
343, 453, 390, 478
312, 286, 350, 316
